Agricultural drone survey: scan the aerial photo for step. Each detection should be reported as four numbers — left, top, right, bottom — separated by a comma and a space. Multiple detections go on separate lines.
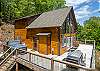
1, 65, 7, 70
4, 63, 11, 67
0, 57, 15, 70
0, 69, 5, 71
7, 59, 14, 63
9, 57, 15, 61
6, 61, 13, 64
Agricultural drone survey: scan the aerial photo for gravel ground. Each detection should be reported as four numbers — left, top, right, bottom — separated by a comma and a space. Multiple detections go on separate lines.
95, 51, 100, 71
0, 24, 14, 44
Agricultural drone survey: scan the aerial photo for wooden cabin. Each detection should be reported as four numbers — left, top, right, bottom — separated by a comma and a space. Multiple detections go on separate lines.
15, 14, 41, 48
14, 6, 77, 55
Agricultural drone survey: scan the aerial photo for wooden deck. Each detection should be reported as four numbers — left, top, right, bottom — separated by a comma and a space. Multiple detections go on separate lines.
0, 49, 95, 71
0, 40, 95, 71
16, 49, 95, 71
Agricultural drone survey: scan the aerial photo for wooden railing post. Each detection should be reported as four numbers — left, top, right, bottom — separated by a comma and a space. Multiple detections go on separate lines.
51, 58, 54, 71
93, 40, 95, 49
16, 49, 18, 71
29, 53, 31, 62
16, 49, 18, 58
16, 62, 18, 71
85, 39, 86, 44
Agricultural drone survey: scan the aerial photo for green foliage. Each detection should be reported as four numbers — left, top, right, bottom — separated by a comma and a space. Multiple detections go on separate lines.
1, 0, 65, 22
97, 45, 100, 50
77, 17, 100, 50
77, 23, 83, 40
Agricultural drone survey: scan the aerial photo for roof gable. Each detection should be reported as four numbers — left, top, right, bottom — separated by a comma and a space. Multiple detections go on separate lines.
27, 6, 72, 28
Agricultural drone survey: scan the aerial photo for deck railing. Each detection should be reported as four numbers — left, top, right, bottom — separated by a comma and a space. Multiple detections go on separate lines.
0, 48, 16, 66
0, 39, 95, 71
79, 39, 95, 69
17, 49, 52, 70
79, 39, 95, 46
17, 48, 95, 71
